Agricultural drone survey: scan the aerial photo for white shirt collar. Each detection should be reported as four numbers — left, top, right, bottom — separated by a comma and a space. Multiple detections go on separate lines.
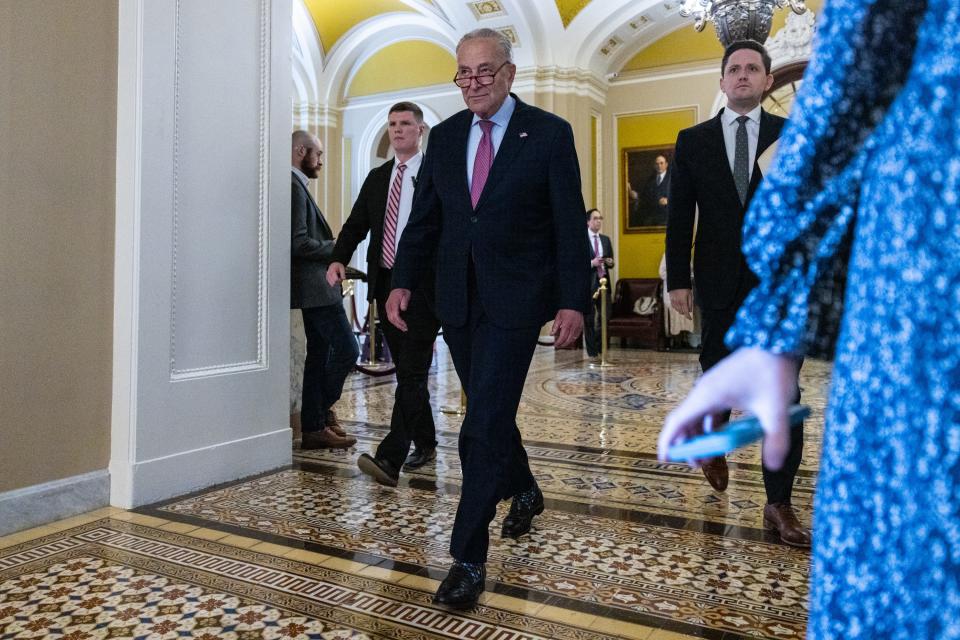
471, 94, 516, 129
394, 151, 423, 172
722, 104, 762, 127
291, 166, 309, 187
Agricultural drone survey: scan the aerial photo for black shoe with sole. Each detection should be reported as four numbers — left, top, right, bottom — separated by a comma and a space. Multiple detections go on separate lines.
402, 447, 437, 471
501, 485, 544, 538
433, 563, 485, 609
357, 454, 400, 487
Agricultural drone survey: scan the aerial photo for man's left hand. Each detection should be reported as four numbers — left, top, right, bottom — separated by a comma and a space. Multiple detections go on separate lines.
551, 309, 583, 348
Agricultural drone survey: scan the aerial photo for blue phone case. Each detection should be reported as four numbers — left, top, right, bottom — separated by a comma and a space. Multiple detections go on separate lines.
666, 405, 811, 461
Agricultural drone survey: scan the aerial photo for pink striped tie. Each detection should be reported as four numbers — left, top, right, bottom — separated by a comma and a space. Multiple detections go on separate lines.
593, 234, 603, 279
470, 120, 494, 208
381, 163, 406, 268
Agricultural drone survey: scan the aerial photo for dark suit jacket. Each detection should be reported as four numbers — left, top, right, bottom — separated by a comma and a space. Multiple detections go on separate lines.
392, 95, 592, 329
331, 158, 431, 302
291, 173, 341, 309
635, 170, 670, 227
589, 232, 614, 291
665, 108, 785, 310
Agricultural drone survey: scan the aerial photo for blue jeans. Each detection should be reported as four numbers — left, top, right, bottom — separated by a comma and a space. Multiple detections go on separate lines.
300, 303, 359, 432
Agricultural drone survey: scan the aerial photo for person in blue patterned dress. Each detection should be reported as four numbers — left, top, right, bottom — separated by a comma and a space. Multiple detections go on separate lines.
658, 1, 960, 637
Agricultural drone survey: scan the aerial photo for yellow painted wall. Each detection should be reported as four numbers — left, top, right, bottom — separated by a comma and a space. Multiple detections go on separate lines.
347, 40, 455, 97
590, 114, 598, 207
616, 109, 697, 278
304, 0, 412, 53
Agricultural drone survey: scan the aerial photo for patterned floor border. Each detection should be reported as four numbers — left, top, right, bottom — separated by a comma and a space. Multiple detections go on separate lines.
0, 519, 624, 640
146, 468, 810, 639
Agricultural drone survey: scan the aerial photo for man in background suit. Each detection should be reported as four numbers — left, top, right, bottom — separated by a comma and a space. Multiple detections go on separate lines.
291, 130, 359, 450
627, 155, 670, 227
327, 102, 441, 485
665, 41, 809, 547
584, 208, 614, 358
386, 28, 591, 609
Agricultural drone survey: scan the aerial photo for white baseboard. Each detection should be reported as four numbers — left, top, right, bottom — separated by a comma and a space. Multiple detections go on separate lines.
0, 470, 110, 536
112, 428, 292, 508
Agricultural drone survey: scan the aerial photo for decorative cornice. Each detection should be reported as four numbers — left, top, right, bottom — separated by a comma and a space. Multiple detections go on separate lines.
514, 66, 608, 104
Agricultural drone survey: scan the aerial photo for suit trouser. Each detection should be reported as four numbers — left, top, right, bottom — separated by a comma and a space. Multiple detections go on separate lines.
373, 271, 441, 469
300, 303, 360, 432
699, 292, 803, 505
442, 279, 540, 564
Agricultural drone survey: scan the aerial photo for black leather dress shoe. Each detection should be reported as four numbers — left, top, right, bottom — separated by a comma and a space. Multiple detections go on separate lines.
501, 486, 544, 539
357, 454, 399, 487
433, 563, 485, 609
402, 447, 436, 470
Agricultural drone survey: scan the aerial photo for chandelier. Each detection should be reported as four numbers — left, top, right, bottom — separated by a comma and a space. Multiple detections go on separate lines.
679, 0, 807, 47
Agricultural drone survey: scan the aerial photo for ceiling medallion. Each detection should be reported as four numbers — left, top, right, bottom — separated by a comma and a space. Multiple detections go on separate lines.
679, 0, 806, 47
468, 1, 506, 20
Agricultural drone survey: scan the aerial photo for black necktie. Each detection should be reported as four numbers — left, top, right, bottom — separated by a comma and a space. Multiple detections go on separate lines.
734, 115, 750, 205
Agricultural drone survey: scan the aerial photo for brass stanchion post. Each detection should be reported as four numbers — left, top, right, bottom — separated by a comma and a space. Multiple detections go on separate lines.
441, 388, 467, 416
589, 277, 614, 368
363, 302, 378, 365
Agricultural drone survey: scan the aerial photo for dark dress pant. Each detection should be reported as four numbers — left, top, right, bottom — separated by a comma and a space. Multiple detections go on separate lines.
441, 273, 540, 563
372, 271, 441, 469
300, 303, 360, 432
698, 277, 804, 505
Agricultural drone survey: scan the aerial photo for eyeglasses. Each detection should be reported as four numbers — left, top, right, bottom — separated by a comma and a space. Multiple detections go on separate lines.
453, 61, 510, 88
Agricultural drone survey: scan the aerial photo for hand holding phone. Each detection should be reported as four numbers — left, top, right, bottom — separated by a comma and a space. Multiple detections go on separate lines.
665, 404, 810, 462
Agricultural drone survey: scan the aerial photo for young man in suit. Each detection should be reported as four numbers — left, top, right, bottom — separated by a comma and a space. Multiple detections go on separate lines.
665, 41, 810, 547
584, 208, 614, 358
385, 28, 591, 609
327, 102, 441, 485
291, 130, 359, 450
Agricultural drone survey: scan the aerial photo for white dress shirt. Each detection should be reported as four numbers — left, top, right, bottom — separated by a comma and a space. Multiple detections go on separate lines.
383, 151, 423, 265
720, 104, 762, 183
588, 231, 605, 258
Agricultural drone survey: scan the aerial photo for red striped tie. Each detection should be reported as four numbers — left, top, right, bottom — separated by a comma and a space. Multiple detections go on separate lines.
381, 163, 407, 268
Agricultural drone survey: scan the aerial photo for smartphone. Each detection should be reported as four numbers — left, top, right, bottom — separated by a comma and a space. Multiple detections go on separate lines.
666, 404, 811, 461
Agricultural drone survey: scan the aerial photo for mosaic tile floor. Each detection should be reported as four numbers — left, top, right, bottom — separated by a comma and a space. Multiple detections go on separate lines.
1, 345, 831, 639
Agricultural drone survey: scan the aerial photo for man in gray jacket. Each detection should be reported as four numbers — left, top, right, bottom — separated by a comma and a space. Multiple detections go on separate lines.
291, 130, 359, 449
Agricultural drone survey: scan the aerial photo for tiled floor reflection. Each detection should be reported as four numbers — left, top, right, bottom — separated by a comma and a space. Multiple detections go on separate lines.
1, 345, 831, 639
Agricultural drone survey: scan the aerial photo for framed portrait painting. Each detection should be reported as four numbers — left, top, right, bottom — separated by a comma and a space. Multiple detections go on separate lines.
622, 145, 674, 233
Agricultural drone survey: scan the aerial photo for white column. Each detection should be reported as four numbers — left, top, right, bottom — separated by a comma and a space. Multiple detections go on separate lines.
111, 0, 293, 507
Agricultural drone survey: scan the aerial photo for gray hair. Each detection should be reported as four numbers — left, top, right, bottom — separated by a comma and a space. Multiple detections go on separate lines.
456, 28, 513, 63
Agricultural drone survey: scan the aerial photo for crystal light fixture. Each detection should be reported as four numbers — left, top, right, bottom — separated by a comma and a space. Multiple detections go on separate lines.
679, 0, 807, 47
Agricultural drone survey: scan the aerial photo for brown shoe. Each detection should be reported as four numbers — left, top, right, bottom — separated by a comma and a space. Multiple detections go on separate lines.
700, 456, 729, 492
325, 409, 347, 437
301, 427, 356, 450
763, 502, 812, 548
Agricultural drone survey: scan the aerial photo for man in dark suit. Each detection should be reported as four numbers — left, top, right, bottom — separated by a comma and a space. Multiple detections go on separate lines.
584, 208, 614, 358
327, 102, 441, 485
291, 130, 359, 450
385, 28, 591, 609
665, 41, 810, 547
627, 155, 670, 227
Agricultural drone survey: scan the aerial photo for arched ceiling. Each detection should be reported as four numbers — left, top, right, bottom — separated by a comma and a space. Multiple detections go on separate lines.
294, 0, 821, 104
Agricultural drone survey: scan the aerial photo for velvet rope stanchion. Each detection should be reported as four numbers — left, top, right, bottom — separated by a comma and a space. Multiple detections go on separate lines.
355, 301, 396, 376
440, 388, 467, 416
589, 277, 615, 369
